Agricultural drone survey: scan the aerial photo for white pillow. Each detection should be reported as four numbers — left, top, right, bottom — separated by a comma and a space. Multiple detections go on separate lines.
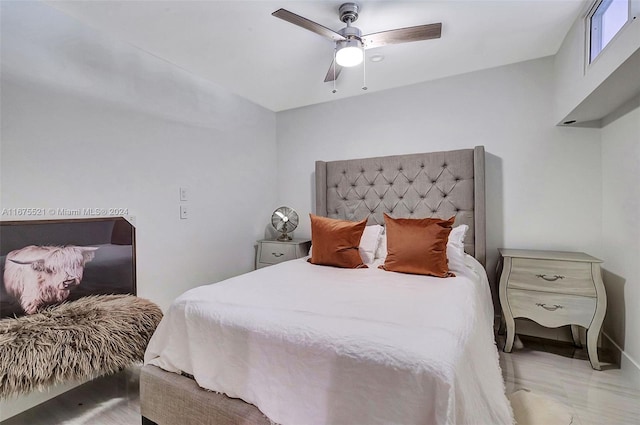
308, 224, 384, 264
446, 224, 469, 274
374, 230, 387, 259
374, 224, 469, 273
358, 224, 384, 264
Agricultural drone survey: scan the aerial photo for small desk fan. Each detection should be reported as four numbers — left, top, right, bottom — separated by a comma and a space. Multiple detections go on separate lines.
271, 206, 299, 241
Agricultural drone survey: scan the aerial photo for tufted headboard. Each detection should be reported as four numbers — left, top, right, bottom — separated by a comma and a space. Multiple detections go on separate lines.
315, 146, 486, 267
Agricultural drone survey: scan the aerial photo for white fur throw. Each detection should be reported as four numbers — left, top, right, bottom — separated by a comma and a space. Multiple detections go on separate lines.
509, 389, 574, 425
0, 294, 162, 398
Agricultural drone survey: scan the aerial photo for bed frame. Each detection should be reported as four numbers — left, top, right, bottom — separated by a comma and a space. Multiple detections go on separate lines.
140, 146, 486, 425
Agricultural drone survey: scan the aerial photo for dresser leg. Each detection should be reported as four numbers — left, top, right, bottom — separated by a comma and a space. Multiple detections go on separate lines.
571, 325, 582, 347
587, 329, 601, 370
504, 320, 515, 353
498, 315, 506, 335
588, 263, 606, 371
498, 256, 515, 352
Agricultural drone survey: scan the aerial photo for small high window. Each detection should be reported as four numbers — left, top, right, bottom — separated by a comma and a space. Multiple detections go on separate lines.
588, 0, 630, 63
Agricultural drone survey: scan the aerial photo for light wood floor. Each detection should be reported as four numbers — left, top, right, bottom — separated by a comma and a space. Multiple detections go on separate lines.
1, 367, 141, 425
2, 336, 639, 425
500, 335, 640, 425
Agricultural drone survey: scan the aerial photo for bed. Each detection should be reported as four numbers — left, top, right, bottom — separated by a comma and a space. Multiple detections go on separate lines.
141, 146, 513, 425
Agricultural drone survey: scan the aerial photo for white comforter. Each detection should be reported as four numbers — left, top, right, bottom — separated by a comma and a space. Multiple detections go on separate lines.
145, 256, 513, 425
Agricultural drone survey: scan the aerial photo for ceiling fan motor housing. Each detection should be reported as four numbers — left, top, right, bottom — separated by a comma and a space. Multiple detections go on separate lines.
338, 25, 362, 39
339, 3, 359, 23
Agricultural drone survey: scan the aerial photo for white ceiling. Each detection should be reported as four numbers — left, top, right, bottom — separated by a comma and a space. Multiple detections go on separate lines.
45, 0, 587, 112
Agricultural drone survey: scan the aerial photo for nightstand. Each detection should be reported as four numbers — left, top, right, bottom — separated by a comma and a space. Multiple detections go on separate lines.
256, 239, 311, 269
498, 249, 607, 370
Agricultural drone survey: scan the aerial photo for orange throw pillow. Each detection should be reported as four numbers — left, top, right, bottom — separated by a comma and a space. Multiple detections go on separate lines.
380, 214, 455, 277
308, 215, 368, 269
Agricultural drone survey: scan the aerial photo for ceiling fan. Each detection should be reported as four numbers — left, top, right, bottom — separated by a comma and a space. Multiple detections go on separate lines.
272, 3, 442, 83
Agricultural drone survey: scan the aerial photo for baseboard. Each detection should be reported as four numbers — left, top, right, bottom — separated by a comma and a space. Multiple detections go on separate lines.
0, 379, 86, 421
602, 331, 640, 383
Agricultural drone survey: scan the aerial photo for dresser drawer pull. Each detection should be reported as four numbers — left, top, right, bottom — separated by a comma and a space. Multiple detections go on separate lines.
536, 303, 564, 311
272, 252, 284, 257
536, 274, 565, 282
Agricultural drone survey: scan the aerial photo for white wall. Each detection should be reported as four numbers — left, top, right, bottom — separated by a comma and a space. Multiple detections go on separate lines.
0, 1, 277, 311
277, 57, 602, 303
601, 98, 640, 375
551, 0, 640, 377
554, 0, 640, 123
0, 3, 277, 418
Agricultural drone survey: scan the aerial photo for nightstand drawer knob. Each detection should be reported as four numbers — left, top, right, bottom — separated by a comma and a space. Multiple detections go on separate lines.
272, 252, 284, 257
536, 274, 565, 282
536, 303, 564, 311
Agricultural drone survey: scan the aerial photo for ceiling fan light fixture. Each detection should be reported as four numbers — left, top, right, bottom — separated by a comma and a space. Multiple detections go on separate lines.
272, 4, 442, 85
335, 39, 363, 67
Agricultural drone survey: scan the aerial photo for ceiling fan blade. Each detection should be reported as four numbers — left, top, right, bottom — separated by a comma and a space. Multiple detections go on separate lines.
323, 59, 343, 82
362, 23, 442, 49
272, 9, 346, 42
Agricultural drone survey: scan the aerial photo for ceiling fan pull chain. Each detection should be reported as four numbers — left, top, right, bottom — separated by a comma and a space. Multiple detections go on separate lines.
332, 47, 338, 93
362, 47, 367, 91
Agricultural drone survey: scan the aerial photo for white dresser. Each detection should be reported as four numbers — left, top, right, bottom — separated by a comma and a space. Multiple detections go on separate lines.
498, 249, 607, 370
255, 239, 311, 269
